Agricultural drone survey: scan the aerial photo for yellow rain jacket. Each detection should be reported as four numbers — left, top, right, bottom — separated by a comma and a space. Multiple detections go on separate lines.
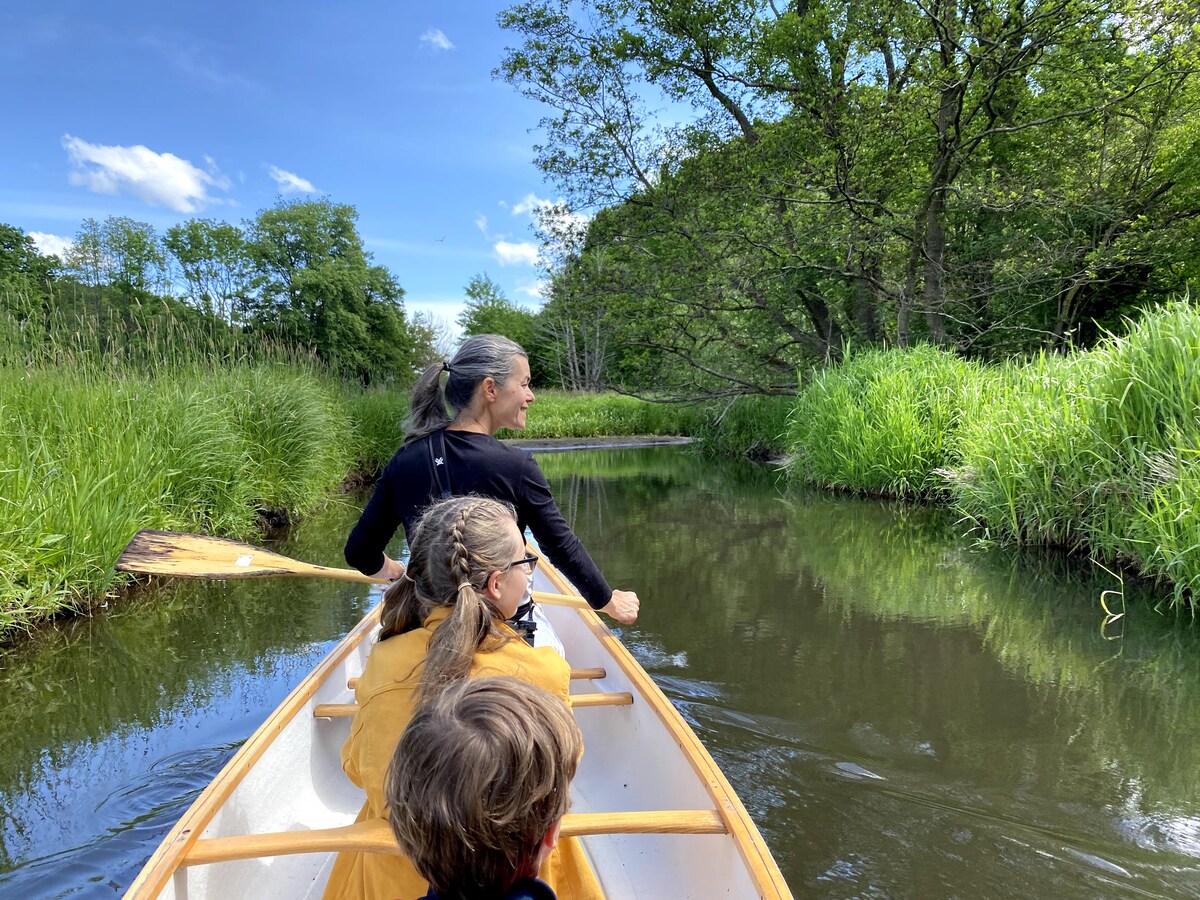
322, 606, 604, 900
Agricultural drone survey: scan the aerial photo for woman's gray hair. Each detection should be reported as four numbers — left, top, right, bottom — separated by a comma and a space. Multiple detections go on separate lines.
404, 334, 527, 443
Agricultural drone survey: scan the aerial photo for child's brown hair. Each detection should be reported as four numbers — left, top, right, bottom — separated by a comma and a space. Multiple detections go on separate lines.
385, 675, 583, 898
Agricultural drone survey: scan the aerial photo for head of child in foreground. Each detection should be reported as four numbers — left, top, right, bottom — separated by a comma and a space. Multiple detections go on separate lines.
386, 675, 583, 898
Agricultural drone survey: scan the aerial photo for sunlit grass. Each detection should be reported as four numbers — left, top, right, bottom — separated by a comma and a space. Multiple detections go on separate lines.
1087, 301, 1200, 604
342, 386, 408, 476
788, 301, 1200, 608
0, 365, 356, 637
505, 390, 705, 440
786, 345, 984, 497
950, 352, 1102, 548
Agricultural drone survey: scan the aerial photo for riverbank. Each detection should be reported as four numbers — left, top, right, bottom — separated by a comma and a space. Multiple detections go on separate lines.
0, 370, 786, 641
783, 300, 1200, 610
505, 435, 693, 451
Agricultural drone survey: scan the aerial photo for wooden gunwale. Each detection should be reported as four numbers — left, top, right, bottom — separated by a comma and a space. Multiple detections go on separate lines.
537, 563, 793, 898
123, 606, 382, 898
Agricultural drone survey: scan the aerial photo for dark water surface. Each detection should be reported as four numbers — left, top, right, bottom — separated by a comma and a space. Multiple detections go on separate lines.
3, 446, 1200, 898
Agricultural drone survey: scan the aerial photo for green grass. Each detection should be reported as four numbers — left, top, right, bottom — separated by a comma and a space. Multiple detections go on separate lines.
785, 301, 1200, 608
0, 365, 356, 637
503, 390, 704, 440
786, 345, 984, 497
950, 352, 1102, 549
1086, 302, 1200, 603
342, 385, 409, 476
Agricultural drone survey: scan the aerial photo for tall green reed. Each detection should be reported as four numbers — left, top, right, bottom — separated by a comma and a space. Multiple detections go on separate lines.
0, 364, 356, 638
821, 300, 1200, 608
787, 345, 984, 497
950, 352, 1102, 548
1086, 301, 1200, 602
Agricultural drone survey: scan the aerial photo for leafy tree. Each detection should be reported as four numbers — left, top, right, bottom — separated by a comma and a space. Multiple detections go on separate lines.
245, 198, 424, 383
164, 219, 253, 324
64, 218, 109, 288
455, 273, 555, 383
0, 223, 56, 333
100, 217, 169, 296
60, 217, 169, 298
498, 0, 1200, 396
0, 224, 58, 284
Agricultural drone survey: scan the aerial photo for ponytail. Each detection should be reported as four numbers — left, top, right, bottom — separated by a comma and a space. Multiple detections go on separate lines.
403, 361, 454, 445
375, 496, 522, 704
404, 334, 527, 444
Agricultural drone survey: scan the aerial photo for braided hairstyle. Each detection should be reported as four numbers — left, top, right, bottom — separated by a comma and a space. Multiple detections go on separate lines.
377, 495, 525, 704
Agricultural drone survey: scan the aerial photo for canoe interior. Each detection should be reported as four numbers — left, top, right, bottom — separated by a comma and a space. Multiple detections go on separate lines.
126, 557, 791, 899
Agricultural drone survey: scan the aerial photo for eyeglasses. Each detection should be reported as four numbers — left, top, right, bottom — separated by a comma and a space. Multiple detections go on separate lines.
508, 553, 539, 574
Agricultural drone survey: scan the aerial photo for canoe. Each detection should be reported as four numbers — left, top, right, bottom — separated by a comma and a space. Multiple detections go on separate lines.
124, 553, 793, 899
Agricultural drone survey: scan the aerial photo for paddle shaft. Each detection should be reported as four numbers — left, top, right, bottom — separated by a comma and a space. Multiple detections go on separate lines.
115, 530, 590, 609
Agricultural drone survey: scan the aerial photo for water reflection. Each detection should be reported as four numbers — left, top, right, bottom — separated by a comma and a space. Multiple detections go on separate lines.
0, 500, 377, 897
541, 447, 1200, 898
2, 447, 1200, 897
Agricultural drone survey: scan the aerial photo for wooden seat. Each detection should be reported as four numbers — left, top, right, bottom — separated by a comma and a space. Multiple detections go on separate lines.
314, 691, 633, 719
346, 667, 606, 690
183, 810, 728, 866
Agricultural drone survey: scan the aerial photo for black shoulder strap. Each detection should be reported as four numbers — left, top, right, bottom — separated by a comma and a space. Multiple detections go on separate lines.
428, 429, 452, 500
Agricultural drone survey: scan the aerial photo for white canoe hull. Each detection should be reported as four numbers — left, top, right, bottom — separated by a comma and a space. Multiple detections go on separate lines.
126, 559, 791, 899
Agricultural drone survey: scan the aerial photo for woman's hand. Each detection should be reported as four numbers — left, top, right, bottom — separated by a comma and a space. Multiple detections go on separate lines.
600, 589, 640, 624
371, 555, 406, 583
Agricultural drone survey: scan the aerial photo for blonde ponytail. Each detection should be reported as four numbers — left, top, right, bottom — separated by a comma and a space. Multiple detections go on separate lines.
376, 496, 523, 703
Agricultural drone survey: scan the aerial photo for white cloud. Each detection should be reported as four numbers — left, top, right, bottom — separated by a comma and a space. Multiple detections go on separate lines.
515, 279, 549, 301
420, 28, 453, 51
62, 134, 229, 213
494, 240, 540, 267
28, 232, 73, 258
508, 192, 591, 241
474, 214, 488, 234
268, 165, 317, 194
511, 192, 552, 217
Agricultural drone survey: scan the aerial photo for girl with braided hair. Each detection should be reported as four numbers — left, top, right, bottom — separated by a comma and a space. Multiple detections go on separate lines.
322, 495, 602, 900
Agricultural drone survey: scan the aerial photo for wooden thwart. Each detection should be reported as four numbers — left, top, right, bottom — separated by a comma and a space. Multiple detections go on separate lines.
314, 691, 633, 718
531, 590, 590, 611
570, 691, 634, 708
346, 667, 607, 690
183, 810, 728, 867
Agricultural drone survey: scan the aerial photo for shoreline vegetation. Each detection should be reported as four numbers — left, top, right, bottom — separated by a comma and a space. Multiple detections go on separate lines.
786, 300, 1200, 612
2, 301, 1197, 642
0, 351, 789, 641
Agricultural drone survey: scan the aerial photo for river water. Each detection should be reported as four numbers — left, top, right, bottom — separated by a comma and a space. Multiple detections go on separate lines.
2, 445, 1200, 898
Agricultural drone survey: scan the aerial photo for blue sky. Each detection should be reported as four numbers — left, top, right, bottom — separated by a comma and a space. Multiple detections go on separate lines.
0, 1, 565, 331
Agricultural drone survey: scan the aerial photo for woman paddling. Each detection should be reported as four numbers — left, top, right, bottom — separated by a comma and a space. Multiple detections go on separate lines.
344, 333, 639, 626
324, 496, 602, 900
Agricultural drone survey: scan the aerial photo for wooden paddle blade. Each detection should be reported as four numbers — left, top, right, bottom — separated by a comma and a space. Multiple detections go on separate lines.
115, 530, 379, 585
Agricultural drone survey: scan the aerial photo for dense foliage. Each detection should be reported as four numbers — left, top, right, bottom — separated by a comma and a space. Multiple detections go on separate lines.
1, 200, 433, 383
497, 0, 1200, 398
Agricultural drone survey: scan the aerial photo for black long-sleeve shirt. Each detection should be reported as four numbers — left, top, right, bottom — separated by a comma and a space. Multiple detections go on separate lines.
344, 430, 612, 610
